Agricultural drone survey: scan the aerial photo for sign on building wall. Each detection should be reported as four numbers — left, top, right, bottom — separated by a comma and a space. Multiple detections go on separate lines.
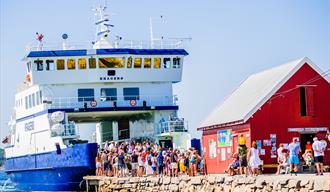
217, 129, 232, 147
208, 139, 217, 158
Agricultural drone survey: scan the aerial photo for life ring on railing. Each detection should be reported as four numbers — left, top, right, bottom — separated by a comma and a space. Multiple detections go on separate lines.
129, 99, 136, 106
90, 100, 97, 107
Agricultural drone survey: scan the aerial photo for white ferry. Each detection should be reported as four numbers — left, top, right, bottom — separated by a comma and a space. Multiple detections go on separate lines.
3, 4, 190, 191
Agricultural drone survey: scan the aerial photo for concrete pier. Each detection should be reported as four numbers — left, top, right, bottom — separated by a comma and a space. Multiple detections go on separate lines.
84, 173, 330, 192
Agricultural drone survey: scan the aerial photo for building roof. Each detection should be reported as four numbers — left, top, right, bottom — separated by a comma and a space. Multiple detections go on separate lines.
200, 57, 329, 129
27, 48, 189, 58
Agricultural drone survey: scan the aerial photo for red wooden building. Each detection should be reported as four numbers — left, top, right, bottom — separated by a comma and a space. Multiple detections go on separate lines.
198, 57, 330, 173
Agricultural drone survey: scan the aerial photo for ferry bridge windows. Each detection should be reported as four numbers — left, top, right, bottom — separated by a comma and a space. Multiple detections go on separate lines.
173, 57, 181, 68
25, 96, 28, 109
57, 59, 65, 70
153, 58, 161, 69
134, 58, 142, 68
99, 57, 125, 68
78, 88, 94, 102
127, 57, 132, 68
46, 60, 55, 71
26, 62, 31, 72
28, 95, 32, 108
78, 58, 87, 69
123, 87, 140, 100
67, 58, 76, 70
100, 88, 117, 101
88, 57, 96, 69
34, 60, 43, 71
32, 93, 36, 107
163, 58, 171, 68
144, 58, 151, 68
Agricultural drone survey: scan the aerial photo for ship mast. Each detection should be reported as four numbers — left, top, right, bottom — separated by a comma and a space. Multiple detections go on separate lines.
92, 2, 114, 49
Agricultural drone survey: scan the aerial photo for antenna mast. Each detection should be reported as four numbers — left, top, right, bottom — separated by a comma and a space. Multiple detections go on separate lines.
149, 17, 154, 48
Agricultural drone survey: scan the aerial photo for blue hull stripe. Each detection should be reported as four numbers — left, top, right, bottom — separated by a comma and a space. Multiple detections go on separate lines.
16, 106, 178, 123
5, 143, 98, 191
27, 48, 189, 57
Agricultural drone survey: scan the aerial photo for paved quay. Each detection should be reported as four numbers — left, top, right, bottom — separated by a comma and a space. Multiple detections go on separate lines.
84, 173, 330, 192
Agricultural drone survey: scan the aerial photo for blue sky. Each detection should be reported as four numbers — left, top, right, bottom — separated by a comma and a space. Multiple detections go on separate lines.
0, 0, 329, 141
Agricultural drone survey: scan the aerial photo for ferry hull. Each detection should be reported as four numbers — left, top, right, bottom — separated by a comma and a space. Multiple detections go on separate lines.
4, 143, 98, 191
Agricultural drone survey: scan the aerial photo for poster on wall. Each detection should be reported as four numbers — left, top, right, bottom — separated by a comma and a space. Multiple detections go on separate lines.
217, 129, 232, 147
209, 139, 217, 158
263, 140, 271, 146
260, 149, 265, 155
221, 148, 226, 161
227, 148, 231, 160
256, 140, 262, 149
270, 134, 277, 158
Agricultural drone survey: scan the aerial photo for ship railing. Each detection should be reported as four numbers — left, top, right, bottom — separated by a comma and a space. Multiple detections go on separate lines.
43, 95, 178, 109
50, 123, 78, 138
156, 119, 188, 135
26, 39, 189, 51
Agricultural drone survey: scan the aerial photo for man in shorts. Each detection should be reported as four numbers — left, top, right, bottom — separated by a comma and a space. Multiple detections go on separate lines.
288, 137, 301, 175
238, 143, 247, 175
312, 137, 327, 175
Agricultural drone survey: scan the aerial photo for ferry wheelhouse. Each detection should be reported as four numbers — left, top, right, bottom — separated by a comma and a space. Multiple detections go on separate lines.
4, 4, 190, 191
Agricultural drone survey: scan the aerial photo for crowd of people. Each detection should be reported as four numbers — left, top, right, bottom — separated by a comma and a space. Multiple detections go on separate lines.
225, 134, 263, 176
95, 140, 204, 177
95, 134, 328, 178
277, 136, 328, 176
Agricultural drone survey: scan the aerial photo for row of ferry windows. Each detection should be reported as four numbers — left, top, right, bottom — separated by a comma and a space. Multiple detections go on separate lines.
21, 91, 43, 109
78, 87, 139, 102
31, 57, 181, 71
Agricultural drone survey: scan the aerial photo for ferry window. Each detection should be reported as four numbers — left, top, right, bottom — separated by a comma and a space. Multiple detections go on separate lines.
100, 88, 117, 101
163, 58, 171, 68
173, 57, 181, 68
56, 59, 65, 70
134, 58, 142, 68
32, 93, 36, 107
127, 57, 132, 68
34, 60, 43, 71
25, 96, 28, 109
67, 58, 76, 70
36, 92, 40, 105
78, 89, 94, 102
88, 57, 96, 69
28, 95, 32, 108
27, 62, 31, 72
46, 60, 55, 71
78, 58, 87, 69
39, 91, 42, 103
144, 58, 151, 68
99, 57, 124, 68
154, 58, 161, 69
123, 87, 140, 100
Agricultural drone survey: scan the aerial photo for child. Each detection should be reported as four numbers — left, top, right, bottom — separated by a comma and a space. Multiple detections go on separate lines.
225, 152, 239, 176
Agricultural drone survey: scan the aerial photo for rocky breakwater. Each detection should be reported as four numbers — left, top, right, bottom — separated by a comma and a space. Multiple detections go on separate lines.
96, 174, 330, 192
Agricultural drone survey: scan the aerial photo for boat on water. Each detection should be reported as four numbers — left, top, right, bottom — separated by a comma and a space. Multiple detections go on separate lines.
2, 2, 190, 191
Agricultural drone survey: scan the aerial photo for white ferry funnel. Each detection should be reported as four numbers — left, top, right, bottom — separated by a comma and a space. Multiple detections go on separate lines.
92, 4, 113, 49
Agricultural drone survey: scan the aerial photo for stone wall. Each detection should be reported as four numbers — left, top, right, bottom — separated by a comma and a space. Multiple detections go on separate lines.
97, 175, 330, 192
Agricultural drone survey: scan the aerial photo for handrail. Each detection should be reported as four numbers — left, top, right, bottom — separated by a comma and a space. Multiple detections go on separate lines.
26, 39, 189, 52
42, 95, 178, 109
156, 120, 188, 134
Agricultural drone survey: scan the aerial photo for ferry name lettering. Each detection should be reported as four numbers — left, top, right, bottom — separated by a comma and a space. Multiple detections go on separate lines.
99, 76, 124, 81
25, 121, 34, 132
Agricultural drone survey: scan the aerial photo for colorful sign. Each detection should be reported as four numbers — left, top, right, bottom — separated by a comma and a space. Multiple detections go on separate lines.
217, 129, 232, 147
209, 139, 217, 158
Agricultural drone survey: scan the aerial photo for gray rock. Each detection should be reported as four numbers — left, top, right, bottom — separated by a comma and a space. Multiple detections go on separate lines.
256, 178, 266, 188
169, 184, 179, 192
207, 176, 216, 184
279, 178, 289, 185
300, 179, 309, 187
225, 176, 234, 184
288, 179, 299, 188
190, 177, 202, 185
323, 180, 330, 191
162, 177, 171, 185
179, 181, 186, 189
182, 175, 191, 182
288, 189, 295, 192
281, 188, 289, 192
216, 176, 225, 184
307, 180, 314, 190
118, 178, 128, 184
171, 177, 180, 184
223, 185, 232, 192
314, 179, 323, 191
